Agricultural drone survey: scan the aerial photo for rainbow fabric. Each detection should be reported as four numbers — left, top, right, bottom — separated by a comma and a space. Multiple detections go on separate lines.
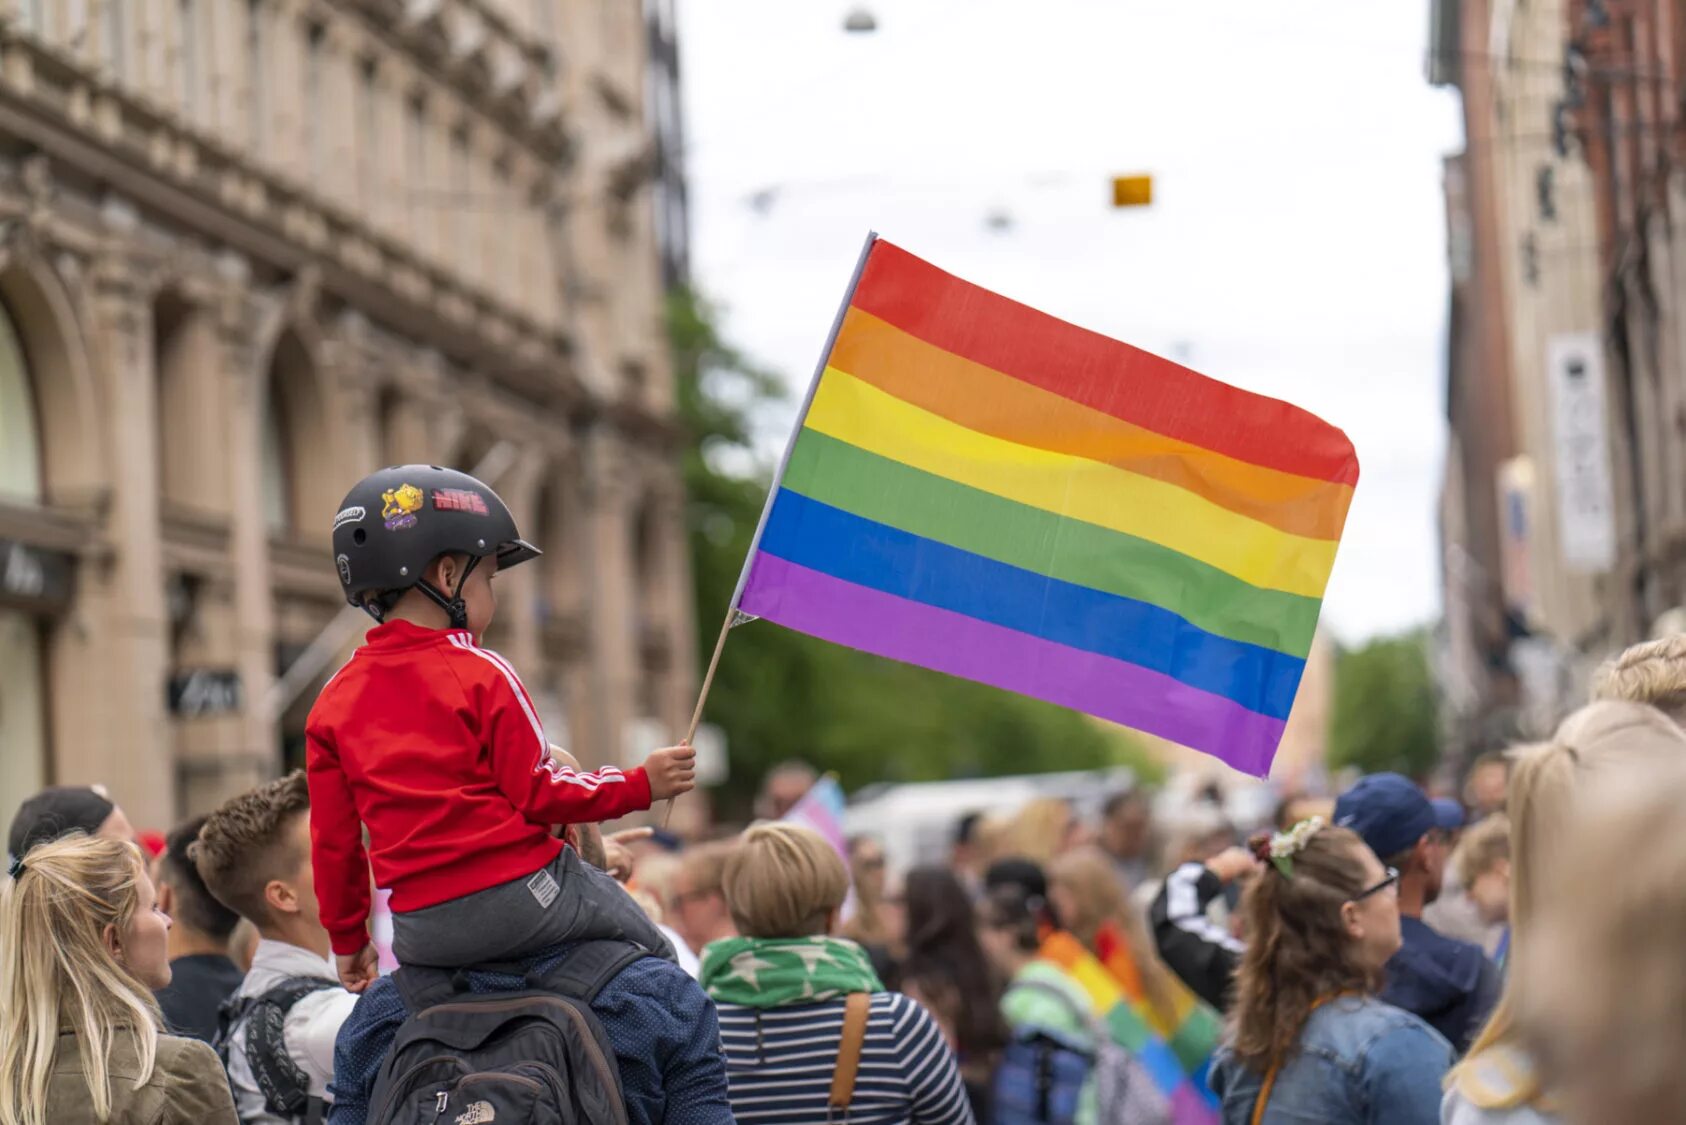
1040, 931, 1220, 1124
735, 237, 1358, 775
1093, 921, 1223, 1082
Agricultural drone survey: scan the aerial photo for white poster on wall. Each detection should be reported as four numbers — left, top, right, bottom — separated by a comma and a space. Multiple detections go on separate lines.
1546, 333, 1617, 573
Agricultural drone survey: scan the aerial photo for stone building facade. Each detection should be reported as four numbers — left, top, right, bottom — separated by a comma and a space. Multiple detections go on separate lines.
1432, 0, 1686, 757
0, 0, 694, 838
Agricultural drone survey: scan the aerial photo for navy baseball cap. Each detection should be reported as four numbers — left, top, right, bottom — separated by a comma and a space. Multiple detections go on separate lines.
1430, 797, 1466, 832
1334, 773, 1437, 861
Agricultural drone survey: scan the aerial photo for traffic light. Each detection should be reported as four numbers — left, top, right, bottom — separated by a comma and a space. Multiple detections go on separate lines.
1112, 175, 1153, 207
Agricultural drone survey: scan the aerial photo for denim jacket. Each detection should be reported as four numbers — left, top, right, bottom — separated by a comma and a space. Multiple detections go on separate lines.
1210, 996, 1453, 1124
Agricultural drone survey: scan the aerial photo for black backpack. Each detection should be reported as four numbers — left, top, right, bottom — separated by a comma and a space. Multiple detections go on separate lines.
214, 976, 343, 1125
368, 940, 647, 1125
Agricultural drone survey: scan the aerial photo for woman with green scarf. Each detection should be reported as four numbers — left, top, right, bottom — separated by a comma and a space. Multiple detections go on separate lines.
699, 823, 975, 1125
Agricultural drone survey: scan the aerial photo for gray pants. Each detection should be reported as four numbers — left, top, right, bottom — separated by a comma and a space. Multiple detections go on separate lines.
391, 846, 675, 968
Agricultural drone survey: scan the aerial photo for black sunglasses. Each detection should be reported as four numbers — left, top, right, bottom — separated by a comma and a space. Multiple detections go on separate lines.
1351, 867, 1400, 902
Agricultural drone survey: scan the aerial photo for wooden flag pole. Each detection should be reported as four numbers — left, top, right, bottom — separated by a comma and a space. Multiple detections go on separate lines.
662, 231, 881, 830
657, 610, 731, 833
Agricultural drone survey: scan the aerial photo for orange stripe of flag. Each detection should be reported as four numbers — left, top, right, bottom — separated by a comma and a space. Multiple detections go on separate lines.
849, 241, 1360, 487
832, 307, 1354, 542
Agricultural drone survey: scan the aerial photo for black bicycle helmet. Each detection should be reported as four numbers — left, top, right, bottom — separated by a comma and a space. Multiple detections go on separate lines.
330, 464, 540, 627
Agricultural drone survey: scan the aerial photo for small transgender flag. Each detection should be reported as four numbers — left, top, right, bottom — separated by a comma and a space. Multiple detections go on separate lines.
781, 774, 848, 860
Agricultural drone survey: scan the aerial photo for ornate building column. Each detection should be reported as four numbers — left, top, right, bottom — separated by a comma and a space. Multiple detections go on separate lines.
211, 263, 282, 793
578, 422, 637, 769
84, 247, 172, 826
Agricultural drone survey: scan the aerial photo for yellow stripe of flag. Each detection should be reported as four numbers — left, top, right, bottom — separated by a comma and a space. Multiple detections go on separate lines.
805, 367, 1339, 598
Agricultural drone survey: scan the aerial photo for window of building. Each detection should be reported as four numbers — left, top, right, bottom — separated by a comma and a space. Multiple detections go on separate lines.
358, 57, 379, 207
103, 0, 127, 80
246, 0, 265, 148
451, 125, 471, 260
18, 0, 45, 36
406, 93, 427, 234
261, 382, 289, 534
0, 301, 42, 504
305, 23, 326, 180
179, 0, 200, 121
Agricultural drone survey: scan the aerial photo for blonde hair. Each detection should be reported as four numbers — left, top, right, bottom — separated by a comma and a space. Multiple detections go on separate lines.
1592, 636, 1686, 725
1047, 847, 1185, 1029
998, 799, 1074, 865
1519, 763, 1686, 1123
721, 824, 849, 938
1449, 701, 1686, 1107
0, 835, 162, 1125
1452, 814, 1510, 889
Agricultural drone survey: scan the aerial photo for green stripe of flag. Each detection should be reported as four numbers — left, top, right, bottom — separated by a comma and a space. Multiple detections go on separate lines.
783, 429, 1321, 658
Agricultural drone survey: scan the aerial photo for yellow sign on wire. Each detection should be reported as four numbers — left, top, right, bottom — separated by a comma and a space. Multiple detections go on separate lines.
1112, 175, 1154, 207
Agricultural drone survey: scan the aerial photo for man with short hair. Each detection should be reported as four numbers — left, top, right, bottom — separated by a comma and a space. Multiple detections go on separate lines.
196, 771, 358, 1124
1334, 772, 1499, 1054
153, 815, 244, 1042
666, 841, 738, 958
328, 820, 734, 1125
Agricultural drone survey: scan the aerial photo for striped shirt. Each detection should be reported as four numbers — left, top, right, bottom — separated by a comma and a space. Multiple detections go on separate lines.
716, 992, 975, 1125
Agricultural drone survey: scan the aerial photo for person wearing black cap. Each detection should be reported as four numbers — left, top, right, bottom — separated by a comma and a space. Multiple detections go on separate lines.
1334, 773, 1500, 1054
7, 784, 136, 863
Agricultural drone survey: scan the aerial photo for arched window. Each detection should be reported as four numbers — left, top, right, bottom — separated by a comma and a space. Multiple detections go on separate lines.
261, 379, 290, 534
261, 330, 330, 538
0, 298, 42, 503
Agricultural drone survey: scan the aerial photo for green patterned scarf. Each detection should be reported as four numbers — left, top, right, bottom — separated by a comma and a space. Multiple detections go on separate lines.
699, 935, 883, 1008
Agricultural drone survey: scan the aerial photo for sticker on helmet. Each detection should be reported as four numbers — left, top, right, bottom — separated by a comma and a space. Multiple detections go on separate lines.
432, 488, 490, 515
381, 484, 424, 530
336, 554, 352, 585
332, 505, 366, 531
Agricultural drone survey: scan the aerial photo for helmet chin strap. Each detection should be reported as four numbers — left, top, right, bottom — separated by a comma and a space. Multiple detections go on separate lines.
416, 554, 482, 631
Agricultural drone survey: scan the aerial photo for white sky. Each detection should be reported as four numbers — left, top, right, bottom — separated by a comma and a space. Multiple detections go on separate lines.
676, 0, 1464, 644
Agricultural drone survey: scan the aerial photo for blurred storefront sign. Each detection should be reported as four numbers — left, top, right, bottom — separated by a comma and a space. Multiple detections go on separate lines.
1546, 333, 1617, 573
0, 537, 73, 616
168, 668, 243, 718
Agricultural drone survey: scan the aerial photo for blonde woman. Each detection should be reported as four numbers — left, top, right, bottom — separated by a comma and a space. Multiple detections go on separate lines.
0, 834, 236, 1125
1443, 701, 1686, 1125
998, 798, 1087, 866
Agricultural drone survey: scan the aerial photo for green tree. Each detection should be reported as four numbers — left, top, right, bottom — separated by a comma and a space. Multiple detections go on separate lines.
1327, 628, 1441, 779
669, 288, 1154, 817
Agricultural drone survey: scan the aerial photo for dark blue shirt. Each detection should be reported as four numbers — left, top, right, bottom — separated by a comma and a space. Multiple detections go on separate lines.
328, 945, 733, 1125
1379, 916, 1500, 1055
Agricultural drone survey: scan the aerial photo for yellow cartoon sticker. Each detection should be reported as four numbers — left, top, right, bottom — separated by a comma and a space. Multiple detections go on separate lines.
381, 484, 424, 530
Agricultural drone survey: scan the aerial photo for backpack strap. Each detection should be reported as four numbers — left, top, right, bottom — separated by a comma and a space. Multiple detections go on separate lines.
391, 963, 462, 1014
827, 992, 871, 1123
1007, 977, 1091, 1026
529, 939, 649, 1004
229, 976, 340, 1125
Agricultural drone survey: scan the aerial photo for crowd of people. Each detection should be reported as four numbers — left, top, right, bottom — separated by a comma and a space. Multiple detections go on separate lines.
7, 465, 1686, 1124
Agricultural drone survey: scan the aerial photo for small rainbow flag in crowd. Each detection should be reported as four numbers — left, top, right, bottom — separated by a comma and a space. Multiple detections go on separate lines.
733, 236, 1357, 776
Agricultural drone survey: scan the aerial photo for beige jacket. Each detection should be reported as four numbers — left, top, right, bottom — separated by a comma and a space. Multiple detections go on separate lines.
43, 1027, 236, 1124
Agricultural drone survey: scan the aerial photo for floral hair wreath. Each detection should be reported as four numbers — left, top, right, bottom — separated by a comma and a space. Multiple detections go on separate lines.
1248, 816, 1326, 879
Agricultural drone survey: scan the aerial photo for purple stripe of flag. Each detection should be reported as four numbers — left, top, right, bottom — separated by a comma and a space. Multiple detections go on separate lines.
740, 554, 1285, 776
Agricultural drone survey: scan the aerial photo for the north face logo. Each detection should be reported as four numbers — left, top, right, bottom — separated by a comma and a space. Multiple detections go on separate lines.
455, 1102, 495, 1125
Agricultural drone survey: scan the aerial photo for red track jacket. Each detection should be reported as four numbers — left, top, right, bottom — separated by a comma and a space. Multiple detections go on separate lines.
305, 621, 652, 955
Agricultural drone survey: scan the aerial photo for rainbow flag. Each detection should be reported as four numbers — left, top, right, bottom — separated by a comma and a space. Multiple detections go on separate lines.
1040, 931, 1220, 1123
733, 236, 1357, 775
